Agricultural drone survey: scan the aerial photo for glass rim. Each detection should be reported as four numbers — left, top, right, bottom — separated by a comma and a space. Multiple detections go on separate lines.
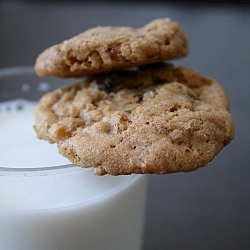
0, 164, 79, 176
0, 65, 35, 76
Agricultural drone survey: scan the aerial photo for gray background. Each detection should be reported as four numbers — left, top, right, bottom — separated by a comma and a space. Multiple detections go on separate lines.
1, 1, 250, 249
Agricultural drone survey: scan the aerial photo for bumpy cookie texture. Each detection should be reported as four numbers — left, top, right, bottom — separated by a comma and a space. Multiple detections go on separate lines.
34, 63, 234, 175
35, 18, 188, 77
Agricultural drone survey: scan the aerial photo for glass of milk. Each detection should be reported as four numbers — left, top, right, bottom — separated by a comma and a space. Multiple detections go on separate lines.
0, 67, 148, 250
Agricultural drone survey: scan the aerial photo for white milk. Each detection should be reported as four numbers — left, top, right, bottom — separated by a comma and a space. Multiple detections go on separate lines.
0, 99, 69, 168
0, 100, 147, 250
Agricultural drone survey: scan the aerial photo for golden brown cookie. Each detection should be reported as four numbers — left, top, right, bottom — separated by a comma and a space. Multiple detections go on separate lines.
35, 19, 188, 77
34, 63, 234, 175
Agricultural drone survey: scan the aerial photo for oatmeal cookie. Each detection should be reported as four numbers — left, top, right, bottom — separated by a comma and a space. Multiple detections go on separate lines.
34, 63, 234, 175
35, 19, 188, 77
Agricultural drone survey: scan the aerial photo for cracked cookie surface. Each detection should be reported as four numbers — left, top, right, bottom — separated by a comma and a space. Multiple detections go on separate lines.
35, 18, 188, 77
34, 63, 234, 175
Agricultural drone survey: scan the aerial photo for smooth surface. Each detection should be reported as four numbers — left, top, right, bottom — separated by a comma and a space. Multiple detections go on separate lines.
1, 175, 147, 250
0, 100, 70, 168
0, 2, 250, 249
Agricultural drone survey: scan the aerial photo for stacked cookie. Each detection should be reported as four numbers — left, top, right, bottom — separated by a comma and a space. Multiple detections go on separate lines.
34, 18, 234, 175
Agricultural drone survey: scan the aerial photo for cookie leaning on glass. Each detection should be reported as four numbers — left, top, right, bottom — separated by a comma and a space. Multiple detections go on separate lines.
34, 19, 234, 175
34, 63, 234, 175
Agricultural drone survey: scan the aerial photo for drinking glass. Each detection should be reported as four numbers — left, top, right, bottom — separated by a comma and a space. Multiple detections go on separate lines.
0, 67, 148, 250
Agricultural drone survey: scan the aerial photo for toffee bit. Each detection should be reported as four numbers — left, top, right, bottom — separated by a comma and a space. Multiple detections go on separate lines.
94, 70, 139, 93
98, 79, 114, 93
95, 75, 122, 93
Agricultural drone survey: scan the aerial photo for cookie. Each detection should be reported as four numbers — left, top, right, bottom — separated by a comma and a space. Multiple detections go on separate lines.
34, 63, 234, 175
35, 18, 188, 78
